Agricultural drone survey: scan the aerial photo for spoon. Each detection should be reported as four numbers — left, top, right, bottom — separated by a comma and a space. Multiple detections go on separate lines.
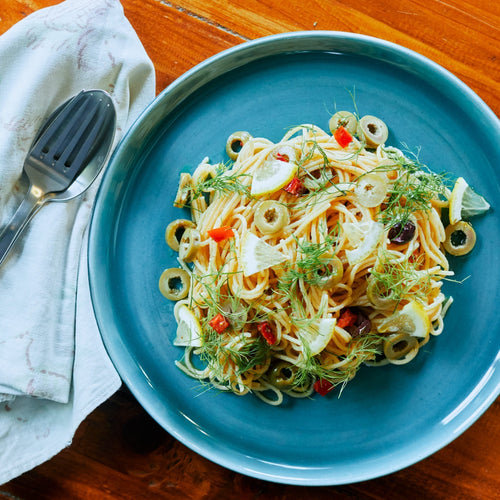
0, 89, 116, 266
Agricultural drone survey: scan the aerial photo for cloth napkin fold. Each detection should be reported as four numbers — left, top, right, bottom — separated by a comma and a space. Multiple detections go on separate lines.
0, 0, 155, 484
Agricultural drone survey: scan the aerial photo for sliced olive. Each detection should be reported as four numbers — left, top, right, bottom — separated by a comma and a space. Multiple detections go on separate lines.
159, 268, 190, 300
383, 333, 419, 364
165, 219, 196, 252
359, 115, 389, 148
268, 361, 297, 389
366, 275, 398, 310
329, 111, 358, 135
388, 220, 416, 244
173, 173, 193, 208
254, 200, 290, 235
354, 172, 388, 208
178, 228, 200, 262
315, 255, 344, 289
226, 131, 252, 160
443, 221, 476, 256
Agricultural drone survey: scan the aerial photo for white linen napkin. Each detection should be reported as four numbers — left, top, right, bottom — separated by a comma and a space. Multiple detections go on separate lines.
0, 0, 155, 484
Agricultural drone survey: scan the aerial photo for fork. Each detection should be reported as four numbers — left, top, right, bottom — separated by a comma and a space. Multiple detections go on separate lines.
0, 89, 116, 266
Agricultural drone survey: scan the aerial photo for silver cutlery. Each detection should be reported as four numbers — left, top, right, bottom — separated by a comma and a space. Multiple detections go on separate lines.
0, 89, 116, 265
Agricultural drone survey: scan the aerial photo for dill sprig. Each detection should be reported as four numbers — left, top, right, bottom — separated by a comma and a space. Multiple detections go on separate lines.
191, 161, 253, 202
377, 146, 449, 227
200, 328, 270, 379
369, 250, 438, 306
292, 333, 383, 391
279, 225, 340, 290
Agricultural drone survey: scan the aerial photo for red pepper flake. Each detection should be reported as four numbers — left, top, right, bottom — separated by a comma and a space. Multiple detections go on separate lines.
208, 313, 230, 334
208, 226, 234, 242
334, 125, 353, 148
284, 177, 304, 196
313, 379, 335, 396
257, 321, 277, 345
337, 308, 357, 328
275, 152, 290, 162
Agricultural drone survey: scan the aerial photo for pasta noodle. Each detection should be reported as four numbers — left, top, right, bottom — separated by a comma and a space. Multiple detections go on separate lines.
160, 117, 481, 405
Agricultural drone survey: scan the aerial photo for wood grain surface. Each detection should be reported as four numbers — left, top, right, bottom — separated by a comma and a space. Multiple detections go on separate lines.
1, 1, 499, 499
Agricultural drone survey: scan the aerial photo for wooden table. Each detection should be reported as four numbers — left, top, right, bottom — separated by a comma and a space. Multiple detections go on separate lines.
1, 1, 499, 498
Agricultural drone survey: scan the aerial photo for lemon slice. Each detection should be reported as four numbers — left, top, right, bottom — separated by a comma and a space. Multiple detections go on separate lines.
377, 301, 430, 339
344, 220, 384, 266
449, 177, 490, 224
299, 318, 336, 357
240, 232, 288, 276
173, 304, 202, 347
251, 152, 297, 197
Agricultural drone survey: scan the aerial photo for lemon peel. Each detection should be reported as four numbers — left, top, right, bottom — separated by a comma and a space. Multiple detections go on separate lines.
449, 177, 490, 224
299, 318, 336, 357
173, 304, 202, 347
344, 220, 385, 266
250, 147, 298, 197
377, 301, 430, 339
240, 232, 288, 276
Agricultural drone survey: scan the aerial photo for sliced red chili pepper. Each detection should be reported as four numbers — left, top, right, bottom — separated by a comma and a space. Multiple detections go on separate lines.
337, 308, 357, 328
313, 379, 335, 396
284, 177, 304, 196
334, 125, 353, 148
208, 313, 230, 334
275, 152, 290, 162
257, 321, 277, 345
208, 225, 234, 242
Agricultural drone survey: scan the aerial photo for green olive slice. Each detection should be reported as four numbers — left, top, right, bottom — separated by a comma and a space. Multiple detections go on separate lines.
329, 111, 358, 135
165, 219, 196, 252
443, 221, 476, 256
159, 268, 190, 300
226, 131, 252, 160
383, 333, 419, 365
366, 275, 398, 310
254, 200, 290, 235
359, 115, 389, 148
354, 172, 388, 208
178, 228, 201, 262
268, 361, 297, 389
315, 255, 344, 289
173, 172, 193, 208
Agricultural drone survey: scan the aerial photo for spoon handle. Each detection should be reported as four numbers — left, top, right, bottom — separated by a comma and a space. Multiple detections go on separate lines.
0, 186, 44, 266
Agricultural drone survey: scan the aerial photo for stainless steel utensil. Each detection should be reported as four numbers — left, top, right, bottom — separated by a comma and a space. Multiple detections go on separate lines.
0, 89, 116, 265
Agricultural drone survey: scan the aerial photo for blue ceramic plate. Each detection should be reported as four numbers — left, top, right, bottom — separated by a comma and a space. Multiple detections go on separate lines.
88, 32, 500, 485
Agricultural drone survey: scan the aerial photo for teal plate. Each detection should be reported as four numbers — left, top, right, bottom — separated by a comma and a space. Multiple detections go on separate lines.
88, 32, 500, 485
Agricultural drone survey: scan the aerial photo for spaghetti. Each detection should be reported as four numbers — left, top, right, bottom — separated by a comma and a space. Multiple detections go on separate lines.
160, 115, 483, 405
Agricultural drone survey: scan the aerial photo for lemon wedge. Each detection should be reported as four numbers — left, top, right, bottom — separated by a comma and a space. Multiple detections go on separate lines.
449, 177, 490, 224
377, 301, 430, 339
344, 220, 384, 266
299, 318, 336, 357
173, 304, 202, 347
240, 232, 288, 276
251, 148, 297, 197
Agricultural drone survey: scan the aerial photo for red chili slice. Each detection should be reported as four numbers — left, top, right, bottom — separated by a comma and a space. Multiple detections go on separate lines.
257, 321, 277, 345
334, 125, 353, 148
313, 379, 335, 396
275, 152, 290, 162
337, 308, 357, 328
208, 226, 234, 242
284, 177, 304, 196
208, 313, 230, 333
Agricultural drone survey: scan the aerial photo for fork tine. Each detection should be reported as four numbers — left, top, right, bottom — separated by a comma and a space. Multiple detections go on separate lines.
61, 102, 111, 179
30, 93, 87, 158
55, 96, 100, 168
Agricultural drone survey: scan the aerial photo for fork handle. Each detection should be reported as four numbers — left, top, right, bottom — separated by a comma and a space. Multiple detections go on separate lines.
0, 186, 44, 266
